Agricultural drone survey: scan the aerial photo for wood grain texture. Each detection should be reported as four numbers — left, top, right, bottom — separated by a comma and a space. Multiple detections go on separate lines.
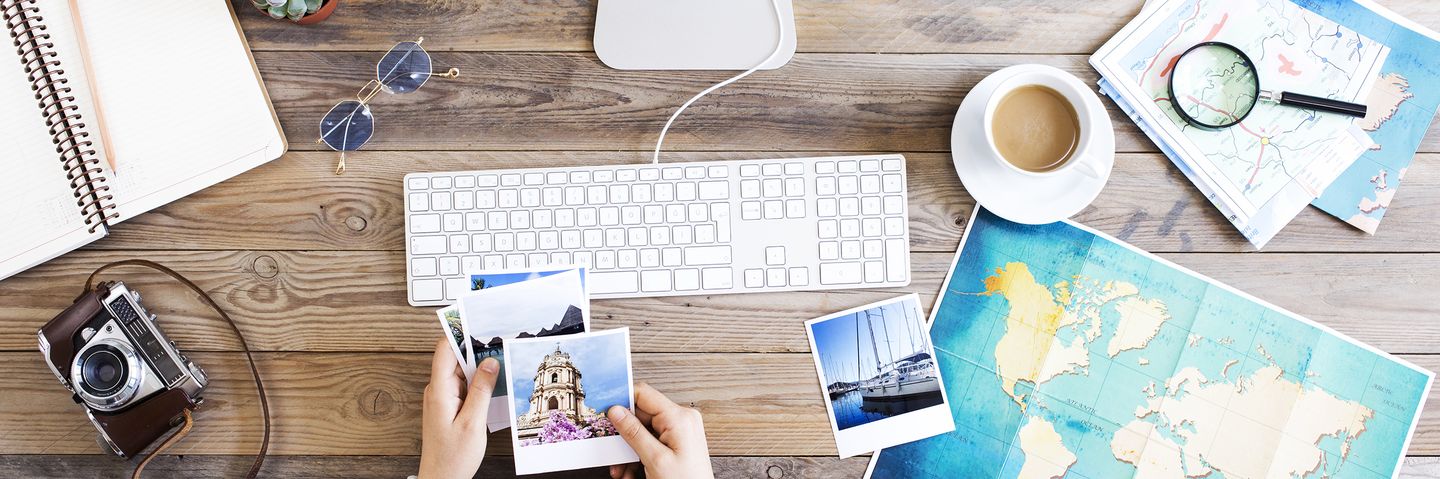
252, 50, 1440, 155
83, 151, 1440, 254
4, 250, 1439, 353
0, 454, 870, 479
232, 0, 1440, 56
4, 352, 1440, 456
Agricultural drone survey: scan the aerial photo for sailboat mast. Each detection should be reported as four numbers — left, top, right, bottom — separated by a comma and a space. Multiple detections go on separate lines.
854, 312, 863, 383
865, 311, 883, 377
879, 308, 895, 369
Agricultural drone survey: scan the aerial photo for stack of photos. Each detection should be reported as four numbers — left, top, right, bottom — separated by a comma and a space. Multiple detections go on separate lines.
805, 294, 956, 458
505, 328, 638, 475
433, 266, 590, 431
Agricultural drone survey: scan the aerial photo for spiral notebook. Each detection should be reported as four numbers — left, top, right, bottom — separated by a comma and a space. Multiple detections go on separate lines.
0, 0, 285, 281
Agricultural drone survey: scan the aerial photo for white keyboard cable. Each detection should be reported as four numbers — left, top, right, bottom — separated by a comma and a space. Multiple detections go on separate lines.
651, 0, 788, 165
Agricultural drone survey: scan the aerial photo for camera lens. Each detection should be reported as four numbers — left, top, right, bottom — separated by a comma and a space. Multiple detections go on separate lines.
78, 346, 127, 396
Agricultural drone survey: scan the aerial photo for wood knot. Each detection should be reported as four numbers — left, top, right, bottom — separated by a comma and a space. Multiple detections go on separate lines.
766, 464, 785, 479
953, 213, 967, 228
345, 215, 368, 232
358, 387, 403, 420
251, 255, 279, 279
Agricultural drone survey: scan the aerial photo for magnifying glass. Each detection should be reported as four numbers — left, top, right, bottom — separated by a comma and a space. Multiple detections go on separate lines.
1167, 42, 1368, 129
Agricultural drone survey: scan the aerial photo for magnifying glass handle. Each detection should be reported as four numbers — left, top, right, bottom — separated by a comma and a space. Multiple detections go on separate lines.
1278, 91, 1368, 118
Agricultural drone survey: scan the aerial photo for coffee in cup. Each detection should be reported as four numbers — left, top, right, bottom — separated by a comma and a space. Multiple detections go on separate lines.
989, 85, 1080, 173
981, 71, 1098, 179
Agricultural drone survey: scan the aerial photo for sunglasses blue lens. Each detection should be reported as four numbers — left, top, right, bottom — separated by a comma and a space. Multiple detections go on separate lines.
378, 41, 432, 94
320, 100, 374, 151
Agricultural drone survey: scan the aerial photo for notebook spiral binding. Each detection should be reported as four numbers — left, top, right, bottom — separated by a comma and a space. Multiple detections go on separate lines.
3, 0, 115, 233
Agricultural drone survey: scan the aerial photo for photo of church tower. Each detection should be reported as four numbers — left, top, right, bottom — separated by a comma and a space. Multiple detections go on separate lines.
515, 343, 599, 440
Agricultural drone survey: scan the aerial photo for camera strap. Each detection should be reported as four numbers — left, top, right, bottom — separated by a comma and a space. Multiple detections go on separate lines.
84, 259, 270, 479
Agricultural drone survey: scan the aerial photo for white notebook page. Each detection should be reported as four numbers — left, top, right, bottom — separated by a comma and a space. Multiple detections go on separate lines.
73, 0, 285, 222
0, 41, 103, 280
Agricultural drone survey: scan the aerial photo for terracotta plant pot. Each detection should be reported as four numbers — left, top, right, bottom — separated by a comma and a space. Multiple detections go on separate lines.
254, 0, 338, 25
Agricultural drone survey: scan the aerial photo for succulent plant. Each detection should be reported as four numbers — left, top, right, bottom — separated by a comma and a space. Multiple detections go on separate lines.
252, 0, 322, 22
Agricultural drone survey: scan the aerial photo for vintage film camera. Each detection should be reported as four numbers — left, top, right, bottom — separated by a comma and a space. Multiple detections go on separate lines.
37, 281, 208, 458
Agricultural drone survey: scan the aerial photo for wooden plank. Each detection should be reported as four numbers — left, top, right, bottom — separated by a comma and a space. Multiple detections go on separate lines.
248, 51, 1440, 154
82, 151, 1440, 254
2, 250, 1438, 353
2, 352, 1439, 456
232, 0, 1440, 56
0, 454, 871, 479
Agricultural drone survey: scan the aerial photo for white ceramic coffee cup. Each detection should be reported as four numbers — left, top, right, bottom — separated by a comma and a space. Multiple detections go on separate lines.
981, 68, 1100, 178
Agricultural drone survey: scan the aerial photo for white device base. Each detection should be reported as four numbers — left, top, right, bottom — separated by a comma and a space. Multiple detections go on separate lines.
595, 0, 796, 70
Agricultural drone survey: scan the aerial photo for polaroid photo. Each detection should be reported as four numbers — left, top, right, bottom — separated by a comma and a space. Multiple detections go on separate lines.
804, 293, 955, 458
504, 328, 638, 475
434, 305, 473, 383
458, 266, 590, 431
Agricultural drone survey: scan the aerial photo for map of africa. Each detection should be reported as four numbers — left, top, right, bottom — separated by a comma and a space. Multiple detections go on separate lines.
869, 209, 1432, 479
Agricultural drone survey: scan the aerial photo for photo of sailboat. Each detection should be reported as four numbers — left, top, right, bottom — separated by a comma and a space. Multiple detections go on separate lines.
809, 295, 946, 430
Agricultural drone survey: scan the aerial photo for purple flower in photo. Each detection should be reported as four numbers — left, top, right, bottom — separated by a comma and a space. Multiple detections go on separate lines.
537, 409, 592, 444
587, 416, 617, 437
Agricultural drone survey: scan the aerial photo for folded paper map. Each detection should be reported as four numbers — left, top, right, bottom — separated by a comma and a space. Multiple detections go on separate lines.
867, 208, 1432, 478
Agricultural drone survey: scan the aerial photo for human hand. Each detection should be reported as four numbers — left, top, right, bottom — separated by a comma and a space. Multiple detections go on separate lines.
606, 382, 714, 479
419, 338, 499, 479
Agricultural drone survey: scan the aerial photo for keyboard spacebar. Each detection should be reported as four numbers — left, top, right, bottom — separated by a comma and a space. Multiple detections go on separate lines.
590, 271, 640, 294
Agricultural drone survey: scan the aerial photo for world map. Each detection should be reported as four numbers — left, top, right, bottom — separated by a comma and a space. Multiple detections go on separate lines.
869, 210, 1431, 478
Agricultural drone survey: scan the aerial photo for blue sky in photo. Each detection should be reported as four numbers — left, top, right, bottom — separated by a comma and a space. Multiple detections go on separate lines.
471, 267, 586, 291
811, 297, 929, 384
510, 330, 632, 417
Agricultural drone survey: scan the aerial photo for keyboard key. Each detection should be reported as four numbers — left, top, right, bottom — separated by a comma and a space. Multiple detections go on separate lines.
477, 191, 496, 208
499, 190, 518, 208
507, 254, 526, 269
565, 187, 585, 205
639, 168, 660, 181
840, 219, 860, 238
708, 166, 728, 178
816, 161, 835, 174
523, 173, 544, 185
432, 176, 453, 189
521, 188, 541, 207
676, 183, 697, 201
408, 193, 430, 212
644, 205, 664, 224
588, 185, 608, 204
838, 176, 858, 195
816, 177, 836, 196
667, 204, 687, 223
547, 172, 568, 184
543, 187, 563, 206
600, 207, 620, 226
562, 231, 582, 249
573, 251, 593, 268
818, 198, 837, 217
472, 234, 492, 253
462, 255, 482, 274
450, 234, 470, 253
740, 180, 760, 199
702, 267, 733, 289
695, 224, 716, 243
842, 240, 861, 259
883, 174, 903, 193
651, 226, 671, 245
440, 256, 460, 275
863, 218, 882, 237
860, 159, 880, 172
555, 209, 575, 228
617, 169, 637, 182
618, 249, 638, 268
629, 227, 649, 247
740, 164, 760, 177
591, 271, 639, 294
786, 199, 805, 219
478, 175, 499, 187
411, 214, 440, 233
840, 197, 859, 216
741, 201, 761, 220
662, 168, 682, 180
412, 236, 446, 254
596, 250, 616, 269
570, 171, 591, 183
533, 210, 553, 228
685, 166, 705, 179
860, 176, 880, 194
862, 197, 881, 216
819, 241, 838, 260
785, 162, 804, 175
711, 203, 732, 242
622, 206, 643, 225
539, 231, 559, 249
578, 208, 598, 227
886, 239, 907, 282
606, 228, 626, 247
639, 248, 660, 268
584, 229, 603, 248
654, 183, 675, 202
495, 233, 515, 251
510, 211, 530, 229
675, 269, 700, 290
453, 191, 474, 210
818, 220, 838, 239
609, 185, 630, 203
641, 270, 671, 292
766, 268, 786, 287
632, 184, 652, 203
838, 160, 857, 173
763, 201, 783, 219
765, 246, 785, 266
484, 255, 504, 269
662, 247, 682, 266
455, 175, 475, 188
820, 263, 863, 284
789, 267, 809, 287
443, 213, 463, 232
688, 203, 708, 222
784, 178, 804, 197
698, 181, 728, 200
762, 163, 782, 176
882, 158, 902, 171
885, 217, 905, 236
762, 179, 783, 198
501, 174, 521, 186
685, 245, 732, 266
672, 225, 693, 244
412, 257, 438, 277
412, 279, 443, 301
863, 239, 882, 258
408, 177, 429, 190
744, 269, 764, 288
865, 261, 884, 283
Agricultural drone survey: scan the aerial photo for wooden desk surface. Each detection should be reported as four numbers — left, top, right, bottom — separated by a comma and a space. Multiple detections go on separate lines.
4, 0, 1440, 477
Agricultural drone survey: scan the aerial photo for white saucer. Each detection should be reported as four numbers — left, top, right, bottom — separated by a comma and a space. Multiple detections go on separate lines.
951, 65, 1115, 225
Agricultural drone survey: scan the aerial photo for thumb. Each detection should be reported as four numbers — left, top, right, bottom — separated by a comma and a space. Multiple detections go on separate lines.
608, 405, 667, 463
459, 357, 500, 422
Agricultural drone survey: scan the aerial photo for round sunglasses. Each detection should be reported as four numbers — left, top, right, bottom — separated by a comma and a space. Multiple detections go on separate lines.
319, 37, 458, 174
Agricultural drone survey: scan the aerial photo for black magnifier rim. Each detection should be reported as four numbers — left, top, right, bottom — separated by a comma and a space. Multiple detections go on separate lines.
1167, 41, 1261, 130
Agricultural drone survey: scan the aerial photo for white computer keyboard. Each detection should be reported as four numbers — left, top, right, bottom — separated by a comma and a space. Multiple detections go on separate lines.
403, 154, 911, 305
